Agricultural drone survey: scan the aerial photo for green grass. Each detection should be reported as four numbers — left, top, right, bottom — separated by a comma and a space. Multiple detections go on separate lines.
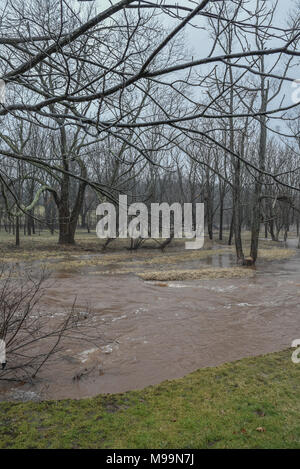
1, 349, 299, 449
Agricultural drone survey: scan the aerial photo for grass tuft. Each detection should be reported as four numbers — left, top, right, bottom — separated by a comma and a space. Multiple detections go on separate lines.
138, 267, 254, 281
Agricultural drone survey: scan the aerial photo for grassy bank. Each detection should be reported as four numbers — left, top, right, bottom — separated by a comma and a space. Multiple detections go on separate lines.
0, 349, 299, 449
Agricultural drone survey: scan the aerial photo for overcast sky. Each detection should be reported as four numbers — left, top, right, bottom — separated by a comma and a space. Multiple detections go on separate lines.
86, 0, 297, 50
77, 1, 298, 63
77, 0, 299, 110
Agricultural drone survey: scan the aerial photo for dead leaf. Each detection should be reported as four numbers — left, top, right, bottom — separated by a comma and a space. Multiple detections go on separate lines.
256, 427, 266, 432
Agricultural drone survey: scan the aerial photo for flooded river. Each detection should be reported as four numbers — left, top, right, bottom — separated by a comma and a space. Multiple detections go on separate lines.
1, 240, 300, 401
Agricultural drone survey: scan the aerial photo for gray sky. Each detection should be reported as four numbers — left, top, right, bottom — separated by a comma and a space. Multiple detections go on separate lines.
79, 1, 299, 69
73, 0, 299, 131
87, 0, 297, 49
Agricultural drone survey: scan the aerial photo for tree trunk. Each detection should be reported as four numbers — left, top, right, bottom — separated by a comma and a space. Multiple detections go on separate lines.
250, 62, 268, 263
228, 212, 234, 245
58, 203, 72, 244
269, 218, 277, 241
232, 163, 244, 262
15, 216, 20, 247
27, 214, 32, 236
57, 180, 87, 245
219, 197, 223, 241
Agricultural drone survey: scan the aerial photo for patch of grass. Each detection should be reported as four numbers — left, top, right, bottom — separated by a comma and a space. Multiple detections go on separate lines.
258, 248, 295, 260
0, 349, 299, 448
23, 245, 293, 274
0, 230, 204, 255
138, 267, 254, 281
0, 230, 214, 263
0, 229, 296, 267
42, 248, 228, 271
2, 252, 66, 263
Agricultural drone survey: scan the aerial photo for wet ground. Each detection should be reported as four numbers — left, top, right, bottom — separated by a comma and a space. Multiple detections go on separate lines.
1, 239, 299, 401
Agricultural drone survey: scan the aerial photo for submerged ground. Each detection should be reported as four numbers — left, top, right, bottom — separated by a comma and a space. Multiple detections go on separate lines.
0, 230, 299, 447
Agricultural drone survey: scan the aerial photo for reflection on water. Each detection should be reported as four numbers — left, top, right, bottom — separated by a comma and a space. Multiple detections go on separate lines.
1, 243, 300, 401
204, 252, 236, 267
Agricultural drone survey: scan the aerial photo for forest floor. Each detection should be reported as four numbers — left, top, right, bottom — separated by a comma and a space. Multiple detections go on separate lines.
0, 349, 299, 449
0, 229, 296, 280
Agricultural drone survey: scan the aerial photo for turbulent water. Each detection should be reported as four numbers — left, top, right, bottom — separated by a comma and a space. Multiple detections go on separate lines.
1, 239, 299, 401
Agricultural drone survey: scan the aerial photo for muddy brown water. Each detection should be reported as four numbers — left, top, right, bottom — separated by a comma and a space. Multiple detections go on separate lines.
1, 240, 300, 401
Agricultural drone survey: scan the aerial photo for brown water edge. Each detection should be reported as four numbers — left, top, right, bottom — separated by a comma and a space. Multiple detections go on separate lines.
1, 240, 299, 401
